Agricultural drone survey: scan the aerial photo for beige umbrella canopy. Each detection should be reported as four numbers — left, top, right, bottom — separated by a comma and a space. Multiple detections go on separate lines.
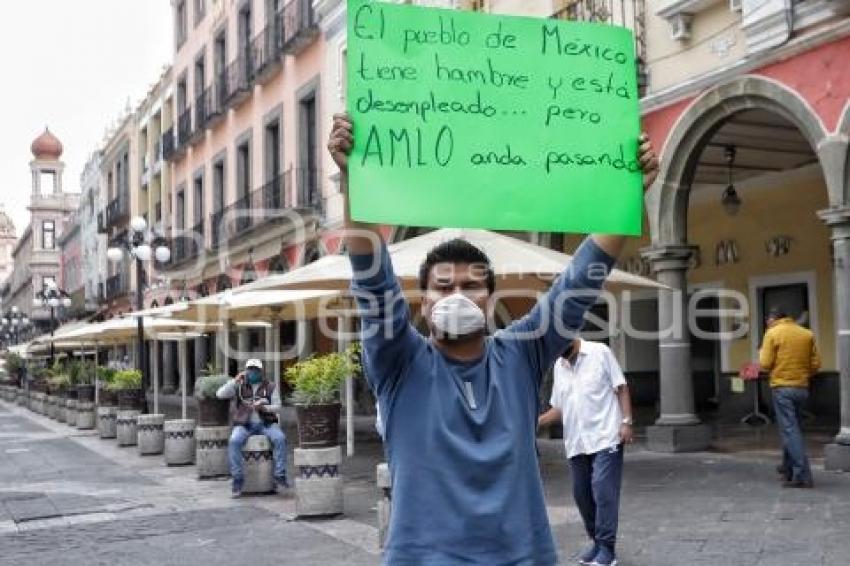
169, 289, 343, 323
45, 317, 220, 346
238, 229, 665, 294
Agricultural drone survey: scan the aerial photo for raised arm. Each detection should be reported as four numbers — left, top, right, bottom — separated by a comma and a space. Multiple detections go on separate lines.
327, 113, 383, 256
327, 113, 418, 396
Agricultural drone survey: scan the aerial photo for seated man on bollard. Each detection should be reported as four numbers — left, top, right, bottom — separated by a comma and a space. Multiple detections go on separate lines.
216, 359, 290, 497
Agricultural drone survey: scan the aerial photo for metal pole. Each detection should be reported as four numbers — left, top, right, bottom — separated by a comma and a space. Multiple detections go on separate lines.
153, 340, 160, 414
49, 306, 55, 365
135, 257, 149, 413
178, 339, 188, 419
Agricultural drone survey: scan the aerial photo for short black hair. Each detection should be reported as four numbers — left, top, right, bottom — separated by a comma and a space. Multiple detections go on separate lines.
418, 238, 495, 294
767, 308, 788, 320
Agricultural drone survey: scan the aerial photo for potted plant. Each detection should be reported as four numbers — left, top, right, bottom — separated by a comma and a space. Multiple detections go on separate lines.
6, 353, 24, 388
70, 361, 96, 402
194, 364, 231, 427
285, 343, 361, 448
96, 366, 118, 406
108, 369, 144, 410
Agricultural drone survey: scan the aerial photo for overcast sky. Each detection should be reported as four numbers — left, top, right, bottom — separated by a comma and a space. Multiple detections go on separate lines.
0, 0, 172, 234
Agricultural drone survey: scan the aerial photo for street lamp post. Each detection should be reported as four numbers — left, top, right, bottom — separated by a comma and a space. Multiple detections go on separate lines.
107, 216, 171, 413
33, 283, 73, 364
2, 306, 31, 388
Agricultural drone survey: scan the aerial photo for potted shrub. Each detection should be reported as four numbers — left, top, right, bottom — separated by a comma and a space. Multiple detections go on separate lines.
194, 366, 231, 427
109, 369, 144, 410
6, 353, 24, 387
285, 343, 361, 448
96, 366, 118, 406
71, 361, 96, 402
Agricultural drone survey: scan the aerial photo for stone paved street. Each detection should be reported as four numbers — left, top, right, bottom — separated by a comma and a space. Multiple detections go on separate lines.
2, 399, 849, 565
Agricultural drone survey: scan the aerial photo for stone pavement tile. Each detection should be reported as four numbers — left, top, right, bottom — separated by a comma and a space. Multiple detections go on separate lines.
756, 551, 826, 566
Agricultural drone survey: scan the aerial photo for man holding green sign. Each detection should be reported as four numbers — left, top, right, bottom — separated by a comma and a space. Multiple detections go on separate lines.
333, 2, 655, 564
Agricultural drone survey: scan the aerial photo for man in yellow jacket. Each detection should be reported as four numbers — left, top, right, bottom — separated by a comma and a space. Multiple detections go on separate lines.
759, 309, 821, 488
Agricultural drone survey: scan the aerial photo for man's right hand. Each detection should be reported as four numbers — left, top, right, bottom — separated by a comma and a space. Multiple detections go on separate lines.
328, 113, 353, 180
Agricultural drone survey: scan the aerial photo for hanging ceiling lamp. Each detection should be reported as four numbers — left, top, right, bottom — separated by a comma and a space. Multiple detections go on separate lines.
721, 145, 742, 215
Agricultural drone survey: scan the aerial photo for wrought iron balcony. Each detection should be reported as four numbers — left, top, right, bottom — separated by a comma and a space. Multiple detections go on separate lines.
281, 0, 318, 55
188, 220, 205, 259
105, 193, 129, 229
177, 108, 193, 147
551, 0, 647, 95
224, 55, 253, 108
104, 273, 127, 301
196, 82, 226, 132
212, 172, 293, 247
251, 21, 284, 85
162, 127, 176, 161
295, 167, 322, 213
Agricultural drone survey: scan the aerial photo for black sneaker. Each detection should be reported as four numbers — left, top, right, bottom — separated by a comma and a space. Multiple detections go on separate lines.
274, 477, 291, 491
576, 542, 599, 565
231, 480, 244, 498
591, 546, 618, 566
782, 479, 814, 489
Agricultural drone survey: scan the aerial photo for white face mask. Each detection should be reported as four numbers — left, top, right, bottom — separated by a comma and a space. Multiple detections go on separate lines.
430, 293, 486, 339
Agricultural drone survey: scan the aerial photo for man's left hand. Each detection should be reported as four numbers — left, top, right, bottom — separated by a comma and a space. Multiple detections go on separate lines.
639, 133, 659, 191
619, 424, 634, 444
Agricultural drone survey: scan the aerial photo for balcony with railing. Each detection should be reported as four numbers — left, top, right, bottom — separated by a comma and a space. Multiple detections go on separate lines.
551, 0, 647, 95
104, 272, 127, 301
251, 19, 284, 85
211, 171, 294, 247
196, 83, 226, 134
177, 108, 193, 149
224, 55, 253, 108
162, 127, 176, 161
105, 193, 130, 229
191, 95, 207, 144
295, 167, 322, 214
281, 0, 318, 55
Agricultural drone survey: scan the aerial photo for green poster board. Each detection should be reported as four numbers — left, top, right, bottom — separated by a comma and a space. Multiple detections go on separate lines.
346, 0, 643, 235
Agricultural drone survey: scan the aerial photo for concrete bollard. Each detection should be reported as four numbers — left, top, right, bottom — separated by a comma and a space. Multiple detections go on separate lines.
65, 399, 78, 425
242, 435, 275, 494
116, 410, 141, 446
294, 446, 343, 517
377, 462, 392, 548
45, 395, 56, 419
164, 419, 196, 465
16, 389, 26, 407
137, 414, 165, 455
98, 407, 118, 439
76, 402, 96, 430
196, 426, 230, 479
32, 392, 44, 415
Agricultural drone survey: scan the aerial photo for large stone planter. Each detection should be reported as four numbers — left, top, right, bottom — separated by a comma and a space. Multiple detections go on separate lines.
295, 403, 341, 448
56, 396, 67, 423
65, 399, 78, 425
242, 435, 274, 494
16, 389, 26, 406
164, 419, 196, 465
98, 407, 118, 439
196, 426, 230, 478
294, 446, 343, 517
32, 392, 44, 415
75, 402, 96, 430
116, 410, 141, 446
137, 414, 165, 455
45, 395, 56, 419
377, 463, 392, 548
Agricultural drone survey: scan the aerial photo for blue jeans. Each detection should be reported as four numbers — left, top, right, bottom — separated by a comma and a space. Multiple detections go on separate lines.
569, 444, 624, 552
772, 387, 812, 483
228, 422, 288, 483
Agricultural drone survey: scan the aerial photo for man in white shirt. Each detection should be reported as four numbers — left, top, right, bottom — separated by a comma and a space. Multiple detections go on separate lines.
539, 339, 634, 566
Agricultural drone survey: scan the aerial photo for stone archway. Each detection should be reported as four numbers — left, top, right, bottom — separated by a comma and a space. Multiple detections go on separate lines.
651, 76, 831, 245
639, 76, 849, 453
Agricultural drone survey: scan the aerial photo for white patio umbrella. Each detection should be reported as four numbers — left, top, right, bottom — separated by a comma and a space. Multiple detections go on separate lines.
237, 229, 666, 294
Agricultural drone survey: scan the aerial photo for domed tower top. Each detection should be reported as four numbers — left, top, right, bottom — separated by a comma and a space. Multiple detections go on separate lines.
31, 127, 63, 160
